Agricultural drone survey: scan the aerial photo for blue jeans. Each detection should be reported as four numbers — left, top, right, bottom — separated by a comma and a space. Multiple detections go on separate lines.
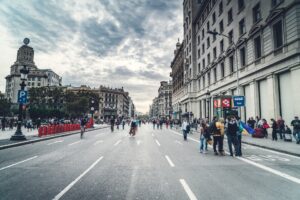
293, 130, 300, 143
227, 134, 238, 156
200, 135, 207, 151
183, 130, 187, 140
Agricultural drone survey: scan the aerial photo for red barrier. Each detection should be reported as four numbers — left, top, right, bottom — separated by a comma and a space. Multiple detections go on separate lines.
38, 122, 89, 137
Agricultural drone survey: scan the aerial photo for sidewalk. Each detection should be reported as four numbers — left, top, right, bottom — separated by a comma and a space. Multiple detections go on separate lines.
0, 124, 109, 150
173, 127, 299, 157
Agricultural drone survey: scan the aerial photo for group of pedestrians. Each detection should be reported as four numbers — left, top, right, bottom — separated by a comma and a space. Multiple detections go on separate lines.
151, 118, 177, 130
181, 115, 243, 157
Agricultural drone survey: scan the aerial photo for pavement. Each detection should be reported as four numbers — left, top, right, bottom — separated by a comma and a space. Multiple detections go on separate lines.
0, 124, 299, 200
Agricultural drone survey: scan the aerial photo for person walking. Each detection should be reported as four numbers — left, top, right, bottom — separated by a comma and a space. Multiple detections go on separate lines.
1, 117, 6, 131
110, 116, 115, 132
291, 116, 300, 144
271, 119, 278, 141
122, 119, 126, 130
152, 119, 156, 130
209, 116, 222, 155
159, 119, 163, 130
262, 119, 270, 138
277, 116, 285, 140
217, 118, 225, 156
182, 119, 189, 141
199, 121, 208, 153
227, 116, 238, 157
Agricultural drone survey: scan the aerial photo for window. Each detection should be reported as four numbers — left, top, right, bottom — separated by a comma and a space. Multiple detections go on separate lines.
228, 8, 233, 24
213, 47, 217, 59
214, 68, 217, 82
37, 83, 41, 87
229, 55, 234, 73
207, 37, 210, 48
219, 1, 223, 15
203, 76, 206, 88
198, 49, 201, 59
238, 0, 245, 11
272, 0, 283, 7
220, 62, 225, 78
219, 20, 224, 33
228, 30, 233, 44
202, 43, 205, 53
212, 12, 216, 24
202, 29, 205, 38
197, 35, 200, 45
198, 63, 201, 73
240, 47, 246, 67
198, 79, 201, 90
202, 59, 206, 69
254, 35, 262, 59
239, 18, 246, 35
38, 77, 41, 81
213, 29, 217, 41
207, 53, 211, 64
273, 20, 283, 49
253, 3, 261, 23
207, 21, 210, 31
208, 72, 211, 85
220, 39, 224, 52
227, 0, 231, 4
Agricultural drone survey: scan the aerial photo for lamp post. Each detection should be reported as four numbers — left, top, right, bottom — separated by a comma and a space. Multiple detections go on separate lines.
10, 65, 29, 141
207, 30, 240, 95
205, 90, 211, 121
90, 98, 95, 128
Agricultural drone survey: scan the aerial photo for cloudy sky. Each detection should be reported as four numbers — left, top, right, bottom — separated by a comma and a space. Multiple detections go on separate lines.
0, 0, 183, 113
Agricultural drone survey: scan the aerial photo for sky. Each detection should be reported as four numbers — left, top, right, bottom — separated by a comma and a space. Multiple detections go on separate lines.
0, 0, 183, 113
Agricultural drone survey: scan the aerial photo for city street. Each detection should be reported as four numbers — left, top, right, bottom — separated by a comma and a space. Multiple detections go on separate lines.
0, 125, 300, 200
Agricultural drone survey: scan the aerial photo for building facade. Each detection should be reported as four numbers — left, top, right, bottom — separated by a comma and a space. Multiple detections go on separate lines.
178, 0, 300, 123
5, 39, 61, 103
170, 41, 185, 119
150, 81, 172, 118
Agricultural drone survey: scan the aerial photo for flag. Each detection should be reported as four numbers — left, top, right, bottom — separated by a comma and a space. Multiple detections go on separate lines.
240, 121, 255, 135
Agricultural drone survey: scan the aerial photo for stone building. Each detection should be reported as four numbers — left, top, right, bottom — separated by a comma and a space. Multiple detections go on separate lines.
179, 0, 300, 123
149, 97, 159, 118
170, 40, 184, 119
150, 81, 172, 118
5, 38, 61, 103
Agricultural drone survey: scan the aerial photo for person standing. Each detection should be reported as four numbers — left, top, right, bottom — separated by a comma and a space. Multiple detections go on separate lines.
262, 119, 270, 138
209, 116, 221, 155
291, 116, 300, 144
236, 117, 243, 156
152, 119, 156, 130
271, 119, 278, 141
199, 121, 208, 153
1, 117, 6, 131
182, 119, 189, 141
277, 116, 285, 140
247, 117, 256, 129
159, 119, 163, 130
122, 119, 126, 130
227, 116, 238, 157
110, 116, 115, 132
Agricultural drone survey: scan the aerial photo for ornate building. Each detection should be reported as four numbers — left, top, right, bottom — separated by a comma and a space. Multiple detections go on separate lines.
5, 38, 61, 103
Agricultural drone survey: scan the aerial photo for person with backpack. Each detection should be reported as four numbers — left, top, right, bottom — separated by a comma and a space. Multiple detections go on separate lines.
277, 116, 285, 140
291, 116, 300, 144
216, 118, 225, 156
227, 116, 238, 157
199, 121, 208, 153
209, 116, 222, 155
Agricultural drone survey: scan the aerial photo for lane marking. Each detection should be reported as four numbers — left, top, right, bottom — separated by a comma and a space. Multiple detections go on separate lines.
179, 179, 198, 200
93, 140, 103, 145
165, 155, 175, 167
53, 156, 104, 200
170, 130, 300, 185
68, 141, 81, 146
114, 140, 122, 146
175, 140, 183, 145
152, 133, 154, 137
237, 157, 300, 185
155, 139, 161, 146
0, 156, 38, 171
137, 140, 141, 146
47, 140, 64, 145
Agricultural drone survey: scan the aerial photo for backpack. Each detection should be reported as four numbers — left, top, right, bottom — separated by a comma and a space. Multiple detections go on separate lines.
209, 121, 217, 134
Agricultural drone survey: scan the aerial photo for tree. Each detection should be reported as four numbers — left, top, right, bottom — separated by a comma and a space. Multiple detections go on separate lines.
66, 96, 89, 117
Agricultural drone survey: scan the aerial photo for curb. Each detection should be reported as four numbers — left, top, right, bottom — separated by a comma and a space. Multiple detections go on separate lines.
241, 141, 300, 157
0, 126, 110, 150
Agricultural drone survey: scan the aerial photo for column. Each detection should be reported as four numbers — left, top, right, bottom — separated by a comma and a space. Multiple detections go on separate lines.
290, 66, 300, 116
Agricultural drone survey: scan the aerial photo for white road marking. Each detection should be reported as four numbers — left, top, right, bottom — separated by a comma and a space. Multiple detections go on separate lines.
68, 141, 81, 146
114, 140, 122, 146
237, 157, 300, 185
155, 139, 161, 146
152, 133, 154, 137
53, 156, 103, 200
169, 129, 300, 185
165, 155, 175, 167
47, 140, 64, 145
179, 179, 198, 200
137, 140, 141, 146
0, 156, 38, 171
175, 140, 183, 145
93, 140, 103, 145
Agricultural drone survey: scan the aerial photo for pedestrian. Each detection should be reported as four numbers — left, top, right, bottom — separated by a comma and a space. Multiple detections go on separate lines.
156, 119, 159, 129
166, 120, 169, 129
247, 117, 256, 129
122, 119, 126, 130
216, 118, 225, 156
36, 118, 41, 129
236, 116, 243, 156
209, 116, 222, 155
227, 116, 238, 157
271, 119, 278, 141
291, 116, 300, 144
277, 116, 285, 140
9, 118, 14, 130
1, 117, 6, 131
182, 119, 189, 141
262, 119, 270, 138
159, 119, 163, 130
199, 121, 208, 153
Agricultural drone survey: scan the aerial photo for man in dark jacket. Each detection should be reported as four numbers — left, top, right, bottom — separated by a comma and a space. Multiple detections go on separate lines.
227, 116, 238, 156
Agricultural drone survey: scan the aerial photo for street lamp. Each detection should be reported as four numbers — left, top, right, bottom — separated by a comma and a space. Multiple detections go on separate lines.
10, 65, 29, 140
205, 90, 211, 120
90, 98, 95, 128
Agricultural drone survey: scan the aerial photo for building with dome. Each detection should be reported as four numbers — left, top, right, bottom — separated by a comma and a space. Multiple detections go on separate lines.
5, 38, 62, 103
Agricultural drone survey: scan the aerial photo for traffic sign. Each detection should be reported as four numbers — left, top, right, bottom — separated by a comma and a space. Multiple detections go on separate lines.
222, 98, 231, 108
18, 90, 28, 104
233, 96, 245, 107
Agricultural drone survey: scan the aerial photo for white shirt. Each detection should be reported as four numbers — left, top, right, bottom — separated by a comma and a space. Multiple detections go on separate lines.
182, 121, 188, 130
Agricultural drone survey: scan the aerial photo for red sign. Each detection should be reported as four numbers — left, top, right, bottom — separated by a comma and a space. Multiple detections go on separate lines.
213, 99, 221, 108
222, 98, 231, 108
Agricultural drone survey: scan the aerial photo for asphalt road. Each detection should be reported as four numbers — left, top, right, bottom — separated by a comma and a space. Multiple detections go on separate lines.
0, 124, 299, 200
